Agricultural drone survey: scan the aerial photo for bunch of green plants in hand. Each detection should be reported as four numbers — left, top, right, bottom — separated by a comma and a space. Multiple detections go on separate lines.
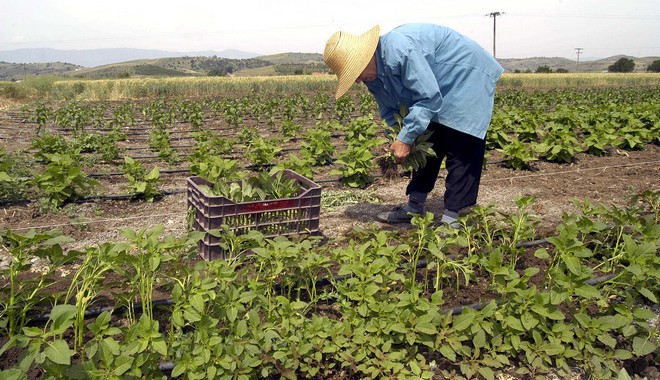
384, 104, 437, 172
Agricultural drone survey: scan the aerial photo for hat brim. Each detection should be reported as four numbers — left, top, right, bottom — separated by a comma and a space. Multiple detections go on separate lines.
330, 25, 380, 99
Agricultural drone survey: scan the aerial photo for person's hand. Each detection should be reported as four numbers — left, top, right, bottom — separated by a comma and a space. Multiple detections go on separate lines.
390, 140, 412, 164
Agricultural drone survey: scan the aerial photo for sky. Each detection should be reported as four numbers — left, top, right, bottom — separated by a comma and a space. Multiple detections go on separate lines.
1, 0, 659, 60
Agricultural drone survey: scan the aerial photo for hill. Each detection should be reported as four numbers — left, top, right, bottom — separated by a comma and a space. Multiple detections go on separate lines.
0, 51, 657, 81
0, 61, 84, 81
0, 48, 261, 67
498, 55, 659, 73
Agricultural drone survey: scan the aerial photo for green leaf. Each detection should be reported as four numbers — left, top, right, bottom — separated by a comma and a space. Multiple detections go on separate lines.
0, 369, 24, 380
409, 360, 421, 376
146, 167, 160, 180
152, 339, 168, 356
452, 313, 475, 331
479, 367, 495, 380
171, 363, 186, 378
439, 345, 456, 361
633, 308, 656, 320
541, 343, 564, 356
505, 316, 525, 332
562, 255, 582, 275
575, 284, 601, 299
44, 339, 72, 365
235, 320, 248, 338
113, 355, 134, 376
638, 287, 658, 303
632, 336, 656, 356
614, 349, 633, 360
189, 294, 205, 314
472, 330, 487, 349
598, 333, 617, 348
520, 313, 538, 330
415, 322, 438, 335
617, 368, 632, 380
533, 248, 550, 259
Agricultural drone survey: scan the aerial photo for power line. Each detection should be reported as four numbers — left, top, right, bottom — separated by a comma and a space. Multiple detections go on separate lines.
505, 12, 660, 20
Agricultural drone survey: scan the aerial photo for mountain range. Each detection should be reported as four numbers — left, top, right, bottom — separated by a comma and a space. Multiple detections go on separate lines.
0, 48, 261, 68
0, 48, 657, 81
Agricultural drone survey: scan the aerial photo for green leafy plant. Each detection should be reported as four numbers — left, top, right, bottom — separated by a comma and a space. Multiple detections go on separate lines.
0, 229, 76, 337
301, 127, 335, 166
330, 144, 376, 189
64, 243, 125, 349
245, 136, 283, 168
0, 304, 77, 379
498, 138, 538, 170
203, 170, 300, 202
123, 156, 161, 202
31, 133, 70, 163
32, 152, 99, 209
270, 153, 315, 179
0, 148, 33, 203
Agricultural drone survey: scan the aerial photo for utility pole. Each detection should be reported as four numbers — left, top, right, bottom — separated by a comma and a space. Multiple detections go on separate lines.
575, 48, 583, 72
487, 11, 505, 58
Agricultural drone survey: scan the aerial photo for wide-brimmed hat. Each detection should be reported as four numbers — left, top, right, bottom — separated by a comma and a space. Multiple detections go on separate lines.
324, 25, 380, 99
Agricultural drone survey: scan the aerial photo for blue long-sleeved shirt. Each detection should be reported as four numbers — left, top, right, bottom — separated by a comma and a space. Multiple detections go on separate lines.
364, 24, 504, 143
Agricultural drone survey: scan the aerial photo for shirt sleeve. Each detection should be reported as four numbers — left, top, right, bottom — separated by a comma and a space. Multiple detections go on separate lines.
395, 49, 443, 145
377, 102, 398, 127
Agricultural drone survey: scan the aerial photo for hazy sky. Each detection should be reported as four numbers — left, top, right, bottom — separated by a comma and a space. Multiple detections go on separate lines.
1, 0, 658, 60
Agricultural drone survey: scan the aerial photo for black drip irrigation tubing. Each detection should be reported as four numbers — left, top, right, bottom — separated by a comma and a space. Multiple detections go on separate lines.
85, 156, 506, 178
78, 189, 186, 202
88, 169, 191, 177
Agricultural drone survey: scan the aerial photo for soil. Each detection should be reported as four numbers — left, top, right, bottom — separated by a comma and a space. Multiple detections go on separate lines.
1, 106, 659, 379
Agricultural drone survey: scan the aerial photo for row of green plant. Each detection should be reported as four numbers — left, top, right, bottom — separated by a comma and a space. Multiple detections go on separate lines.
4, 86, 659, 209
22, 91, 370, 132
21, 87, 659, 132
20, 87, 660, 171
0, 190, 658, 379
0, 147, 164, 209
490, 101, 660, 169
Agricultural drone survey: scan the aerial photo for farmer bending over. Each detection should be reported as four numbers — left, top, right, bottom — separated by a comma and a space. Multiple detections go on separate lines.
323, 23, 504, 226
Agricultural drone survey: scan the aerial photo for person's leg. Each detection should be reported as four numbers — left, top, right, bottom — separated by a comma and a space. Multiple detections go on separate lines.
442, 127, 486, 215
404, 122, 447, 212
377, 123, 446, 223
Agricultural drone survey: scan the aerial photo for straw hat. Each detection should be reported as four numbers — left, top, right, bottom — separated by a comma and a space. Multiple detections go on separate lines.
324, 25, 380, 99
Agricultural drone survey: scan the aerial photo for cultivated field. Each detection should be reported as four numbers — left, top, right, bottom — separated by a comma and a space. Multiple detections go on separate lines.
0, 74, 658, 379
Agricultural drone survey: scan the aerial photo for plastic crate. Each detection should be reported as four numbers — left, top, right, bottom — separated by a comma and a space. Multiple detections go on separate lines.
187, 169, 321, 260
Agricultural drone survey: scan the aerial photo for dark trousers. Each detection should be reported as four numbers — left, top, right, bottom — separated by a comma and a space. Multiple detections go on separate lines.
405, 122, 486, 212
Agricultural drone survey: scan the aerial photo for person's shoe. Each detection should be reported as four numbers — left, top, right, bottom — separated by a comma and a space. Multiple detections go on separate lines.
376, 206, 421, 224
440, 212, 462, 229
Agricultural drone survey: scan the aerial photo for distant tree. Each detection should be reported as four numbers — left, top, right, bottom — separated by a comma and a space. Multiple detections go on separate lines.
535, 65, 553, 73
608, 57, 635, 73
207, 68, 227, 77
514, 69, 521, 73
555, 68, 569, 73
647, 60, 660, 73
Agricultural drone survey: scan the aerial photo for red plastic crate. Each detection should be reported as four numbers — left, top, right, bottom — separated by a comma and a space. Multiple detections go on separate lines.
187, 170, 321, 260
